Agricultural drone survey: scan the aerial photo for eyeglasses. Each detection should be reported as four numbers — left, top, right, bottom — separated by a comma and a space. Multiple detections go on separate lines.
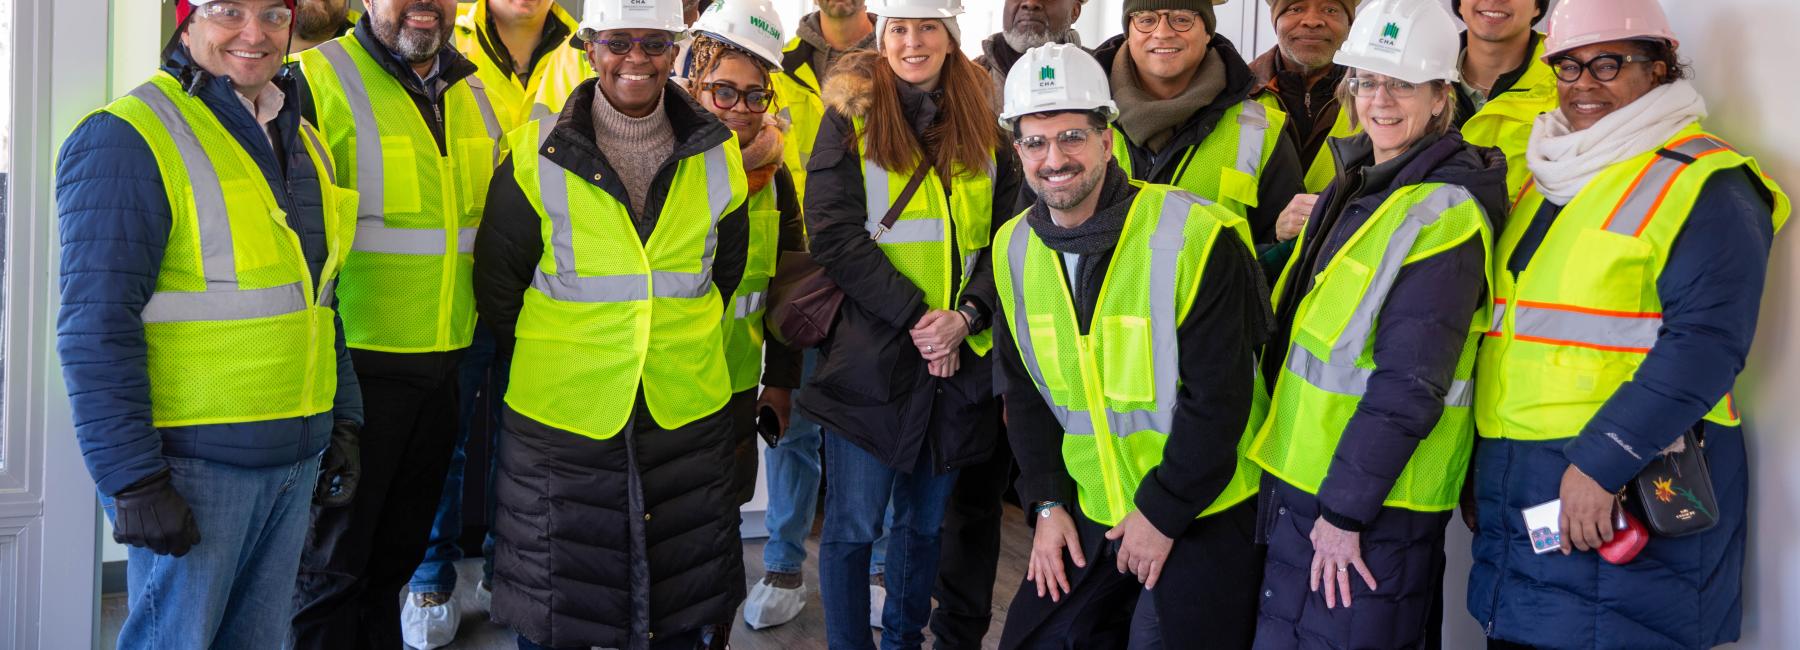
1548, 53, 1655, 83
1014, 128, 1106, 162
594, 37, 678, 57
1346, 77, 1422, 98
700, 82, 775, 113
1128, 10, 1202, 34
196, 1, 294, 30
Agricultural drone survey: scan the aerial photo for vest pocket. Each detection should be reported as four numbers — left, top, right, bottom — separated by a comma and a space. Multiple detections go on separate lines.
1099, 315, 1154, 403
1558, 228, 1652, 313
1027, 314, 1067, 394
381, 135, 422, 214
456, 138, 495, 213
1219, 167, 1261, 209
1297, 257, 1373, 356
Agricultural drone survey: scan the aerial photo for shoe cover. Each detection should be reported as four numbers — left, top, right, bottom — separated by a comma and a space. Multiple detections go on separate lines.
743, 579, 808, 630
400, 593, 461, 650
473, 580, 492, 614
869, 583, 887, 629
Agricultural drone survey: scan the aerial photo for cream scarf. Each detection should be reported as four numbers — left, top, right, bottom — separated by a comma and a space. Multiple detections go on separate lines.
1525, 80, 1707, 204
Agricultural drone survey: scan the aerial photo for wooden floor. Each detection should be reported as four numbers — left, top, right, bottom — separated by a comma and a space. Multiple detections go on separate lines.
101, 506, 1036, 649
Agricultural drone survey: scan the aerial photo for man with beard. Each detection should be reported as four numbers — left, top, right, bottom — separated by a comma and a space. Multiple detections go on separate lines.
1250, 0, 1354, 196
977, 0, 1087, 108
290, 0, 503, 646
292, 0, 358, 52
1097, 0, 1305, 246
1455, 0, 1557, 196
993, 43, 1270, 649
451, 0, 592, 127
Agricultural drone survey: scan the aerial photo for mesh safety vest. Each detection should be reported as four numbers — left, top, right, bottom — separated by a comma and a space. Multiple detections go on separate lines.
994, 183, 1266, 526
723, 179, 781, 393
1249, 183, 1494, 512
1461, 36, 1559, 199
773, 38, 826, 209
453, 1, 592, 130
298, 35, 504, 353
852, 116, 996, 355
1255, 91, 1358, 193
96, 72, 356, 427
1476, 126, 1791, 441
503, 118, 748, 439
1112, 100, 1287, 220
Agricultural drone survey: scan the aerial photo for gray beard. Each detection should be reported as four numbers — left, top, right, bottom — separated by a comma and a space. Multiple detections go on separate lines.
373, 11, 448, 64
1003, 27, 1078, 54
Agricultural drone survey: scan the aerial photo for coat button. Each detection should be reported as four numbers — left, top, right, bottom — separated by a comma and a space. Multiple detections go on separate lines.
593, 173, 604, 181
1264, 589, 1273, 599
643, 513, 652, 521
1278, 506, 1287, 516
648, 632, 656, 640
546, 145, 556, 154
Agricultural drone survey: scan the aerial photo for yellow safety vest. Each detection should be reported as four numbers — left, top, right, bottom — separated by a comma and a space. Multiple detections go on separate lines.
1461, 35, 1559, 199
994, 183, 1265, 526
453, 1, 592, 129
773, 38, 826, 209
1249, 182, 1494, 512
298, 34, 504, 353
851, 116, 996, 355
94, 72, 356, 427
1112, 100, 1288, 220
503, 117, 748, 439
1476, 126, 1791, 441
1254, 91, 1358, 193
724, 179, 781, 393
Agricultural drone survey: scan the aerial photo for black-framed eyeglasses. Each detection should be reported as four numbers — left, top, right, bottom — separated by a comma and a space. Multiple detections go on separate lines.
1548, 53, 1655, 83
1346, 77, 1422, 98
197, 1, 295, 30
1014, 128, 1106, 162
1128, 10, 1202, 34
700, 82, 775, 113
595, 36, 678, 57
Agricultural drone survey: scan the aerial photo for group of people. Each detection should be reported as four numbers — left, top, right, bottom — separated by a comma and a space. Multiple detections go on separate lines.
52, 0, 1789, 649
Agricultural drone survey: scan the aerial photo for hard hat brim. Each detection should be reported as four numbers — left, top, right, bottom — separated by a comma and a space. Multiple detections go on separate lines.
869, 8, 963, 19
998, 104, 1119, 130
694, 30, 786, 72
1333, 50, 1458, 85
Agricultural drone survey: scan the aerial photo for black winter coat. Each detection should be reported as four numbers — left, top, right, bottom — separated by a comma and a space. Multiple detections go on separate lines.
471, 79, 749, 650
793, 52, 1024, 474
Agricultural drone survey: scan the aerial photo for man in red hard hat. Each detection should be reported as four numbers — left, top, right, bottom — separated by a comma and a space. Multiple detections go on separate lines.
57, 0, 363, 648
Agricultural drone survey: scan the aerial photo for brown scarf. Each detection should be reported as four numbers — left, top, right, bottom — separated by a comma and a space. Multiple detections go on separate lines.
1111, 46, 1228, 153
740, 118, 787, 196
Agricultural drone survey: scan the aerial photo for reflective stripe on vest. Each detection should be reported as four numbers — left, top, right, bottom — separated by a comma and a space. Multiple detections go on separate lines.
530, 124, 732, 302
1281, 185, 1478, 408
1113, 100, 1280, 215
316, 40, 500, 256
129, 83, 311, 324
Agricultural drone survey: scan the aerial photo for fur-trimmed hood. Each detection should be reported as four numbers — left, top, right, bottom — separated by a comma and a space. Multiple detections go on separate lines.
822, 50, 882, 120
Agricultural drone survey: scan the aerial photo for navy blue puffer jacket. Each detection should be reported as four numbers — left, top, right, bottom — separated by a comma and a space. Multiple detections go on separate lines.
56, 47, 362, 497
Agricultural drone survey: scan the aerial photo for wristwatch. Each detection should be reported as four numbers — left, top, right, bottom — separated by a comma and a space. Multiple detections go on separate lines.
957, 302, 988, 334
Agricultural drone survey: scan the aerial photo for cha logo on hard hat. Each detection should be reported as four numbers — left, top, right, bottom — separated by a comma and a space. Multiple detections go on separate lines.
1372, 21, 1402, 53
750, 15, 783, 40
1039, 66, 1056, 82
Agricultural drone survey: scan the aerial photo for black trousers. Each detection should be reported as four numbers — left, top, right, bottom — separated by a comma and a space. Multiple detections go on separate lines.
929, 416, 1015, 649
291, 348, 464, 650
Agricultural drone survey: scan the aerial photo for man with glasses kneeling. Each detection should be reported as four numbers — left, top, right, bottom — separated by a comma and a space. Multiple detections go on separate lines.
993, 44, 1271, 650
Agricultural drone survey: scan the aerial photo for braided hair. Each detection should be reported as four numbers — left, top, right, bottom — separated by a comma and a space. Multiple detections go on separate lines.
684, 34, 773, 97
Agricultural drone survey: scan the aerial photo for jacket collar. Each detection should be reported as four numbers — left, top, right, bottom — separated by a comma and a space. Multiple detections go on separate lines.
895, 78, 944, 139
1250, 45, 1345, 98
1094, 33, 1258, 164
1458, 30, 1545, 100
351, 14, 479, 95
541, 78, 734, 189
461, 1, 576, 83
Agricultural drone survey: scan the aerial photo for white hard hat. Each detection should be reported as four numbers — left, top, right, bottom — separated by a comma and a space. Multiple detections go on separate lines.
999, 44, 1117, 129
692, 0, 787, 71
1333, 0, 1460, 84
868, 0, 964, 19
578, 0, 689, 43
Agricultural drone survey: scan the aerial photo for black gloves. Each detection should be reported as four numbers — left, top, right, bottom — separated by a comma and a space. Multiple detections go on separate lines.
111, 469, 201, 557
315, 420, 361, 507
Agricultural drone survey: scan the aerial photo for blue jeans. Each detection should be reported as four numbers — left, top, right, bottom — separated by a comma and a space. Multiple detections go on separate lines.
820, 431, 958, 650
103, 453, 321, 650
761, 350, 891, 576
408, 323, 508, 594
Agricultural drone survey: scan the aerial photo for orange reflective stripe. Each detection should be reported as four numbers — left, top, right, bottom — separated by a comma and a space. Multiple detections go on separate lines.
1512, 178, 1536, 211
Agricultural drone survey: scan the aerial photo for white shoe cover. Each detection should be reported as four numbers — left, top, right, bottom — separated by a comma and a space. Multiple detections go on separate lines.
742, 579, 808, 630
473, 580, 492, 614
869, 583, 887, 629
401, 593, 461, 650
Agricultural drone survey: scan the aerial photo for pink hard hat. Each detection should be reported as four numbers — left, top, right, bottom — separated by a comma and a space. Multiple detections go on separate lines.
1542, 0, 1679, 61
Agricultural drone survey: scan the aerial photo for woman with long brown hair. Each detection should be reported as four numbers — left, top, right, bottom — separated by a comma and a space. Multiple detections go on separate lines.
795, 0, 1021, 647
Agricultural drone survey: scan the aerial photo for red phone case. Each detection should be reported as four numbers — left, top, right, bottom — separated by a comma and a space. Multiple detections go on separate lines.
1600, 508, 1649, 565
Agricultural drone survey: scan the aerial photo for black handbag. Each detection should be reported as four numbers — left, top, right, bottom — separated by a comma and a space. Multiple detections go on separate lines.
1628, 427, 1719, 537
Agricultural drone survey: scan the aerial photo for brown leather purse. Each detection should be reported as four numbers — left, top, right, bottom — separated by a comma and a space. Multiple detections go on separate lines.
766, 163, 933, 348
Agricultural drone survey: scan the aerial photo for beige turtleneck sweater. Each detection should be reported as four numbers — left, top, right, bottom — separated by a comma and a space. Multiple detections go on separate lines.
591, 91, 677, 218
